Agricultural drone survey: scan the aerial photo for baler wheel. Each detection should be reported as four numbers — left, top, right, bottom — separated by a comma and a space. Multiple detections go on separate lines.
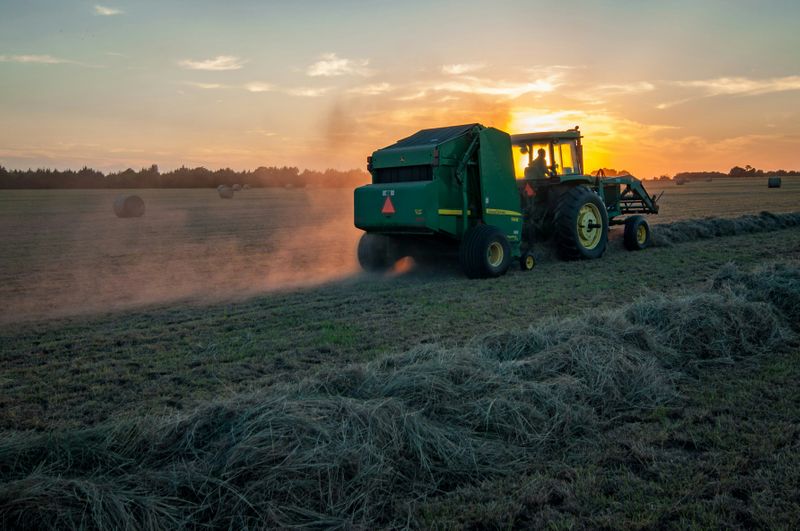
623, 215, 651, 251
459, 225, 512, 278
357, 233, 394, 272
553, 185, 608, 260
520, 251, 536, 271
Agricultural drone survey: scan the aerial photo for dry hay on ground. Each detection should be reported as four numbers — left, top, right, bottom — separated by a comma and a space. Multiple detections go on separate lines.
1, 261, 798, 529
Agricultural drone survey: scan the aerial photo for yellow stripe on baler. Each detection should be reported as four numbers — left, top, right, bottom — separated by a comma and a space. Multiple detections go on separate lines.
438, 208, 520, 216
485, 208, 522, 216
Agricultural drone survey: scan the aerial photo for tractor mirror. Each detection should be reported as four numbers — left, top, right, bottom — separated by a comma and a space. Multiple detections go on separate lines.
519, 146, 528, 154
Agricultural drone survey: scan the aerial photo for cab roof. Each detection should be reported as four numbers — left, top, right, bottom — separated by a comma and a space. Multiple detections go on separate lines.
510, 129, 581, 144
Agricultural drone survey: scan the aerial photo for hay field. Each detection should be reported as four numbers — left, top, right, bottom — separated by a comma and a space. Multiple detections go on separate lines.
643, 176, 800, 222
1, 177, 798, 324
0, 188, 360, 324
1, 177, 800, 528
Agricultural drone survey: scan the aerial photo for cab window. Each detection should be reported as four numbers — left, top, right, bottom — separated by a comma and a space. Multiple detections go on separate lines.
553, 140, 578, 175
512, 142, 550, 179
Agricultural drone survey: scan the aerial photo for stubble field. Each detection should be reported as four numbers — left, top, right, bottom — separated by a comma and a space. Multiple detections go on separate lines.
1, 177, 799, 528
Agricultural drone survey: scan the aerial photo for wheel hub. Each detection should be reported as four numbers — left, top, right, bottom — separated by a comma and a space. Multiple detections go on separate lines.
577, 203, 602, 249
487, 242, 504, 267
636, 224, 647, 244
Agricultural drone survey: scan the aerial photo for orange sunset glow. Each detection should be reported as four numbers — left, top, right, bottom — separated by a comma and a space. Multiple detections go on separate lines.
1, 1, 798, 177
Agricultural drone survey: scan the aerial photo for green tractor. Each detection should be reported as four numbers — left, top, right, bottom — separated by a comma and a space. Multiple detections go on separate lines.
354, 123, 659, 278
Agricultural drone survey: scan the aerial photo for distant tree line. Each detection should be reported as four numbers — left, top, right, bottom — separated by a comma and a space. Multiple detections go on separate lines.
0, 164, 370, 189
592, 168, 631, 177
661, 165, 800, 182
590, 165, 800, 182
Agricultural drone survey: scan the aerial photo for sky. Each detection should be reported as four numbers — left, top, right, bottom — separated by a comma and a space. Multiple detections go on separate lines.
0, 0, 799, 177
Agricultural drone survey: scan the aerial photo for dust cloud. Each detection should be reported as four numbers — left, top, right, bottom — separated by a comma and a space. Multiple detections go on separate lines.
0, 188, 362, 325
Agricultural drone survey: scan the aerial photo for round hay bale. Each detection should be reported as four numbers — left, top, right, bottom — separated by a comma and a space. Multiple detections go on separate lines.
675, 177, 686, 186
218, 187, 234, 199
242, 184, 251, 190
768, 176, 782, 188
113, 195, 145, 218
217, 184, 226, 191
232, 184, 242, 191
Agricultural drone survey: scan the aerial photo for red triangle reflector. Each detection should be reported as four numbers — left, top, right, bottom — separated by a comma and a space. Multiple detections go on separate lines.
381, 196, 396, 215
524, 183, 535, 197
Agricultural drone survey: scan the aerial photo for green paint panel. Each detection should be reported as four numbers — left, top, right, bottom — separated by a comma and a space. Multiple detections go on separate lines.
477, 127, 523, 252
354, 181, 439, 233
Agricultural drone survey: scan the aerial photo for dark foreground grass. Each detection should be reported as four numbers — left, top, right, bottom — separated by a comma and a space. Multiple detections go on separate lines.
418, 343, 800, 529
1, 262, 799, 529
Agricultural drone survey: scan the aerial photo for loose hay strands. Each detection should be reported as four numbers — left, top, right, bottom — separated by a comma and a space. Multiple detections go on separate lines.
1, 262, 799, 529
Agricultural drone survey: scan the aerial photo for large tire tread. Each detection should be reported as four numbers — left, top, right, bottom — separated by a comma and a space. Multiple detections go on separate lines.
623, 215, 651, 251
553, 185, 608, 260
459, 225, 511, 279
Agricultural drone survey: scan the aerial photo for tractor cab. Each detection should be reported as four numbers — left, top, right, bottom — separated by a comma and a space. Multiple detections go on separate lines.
510, 128, 584, 180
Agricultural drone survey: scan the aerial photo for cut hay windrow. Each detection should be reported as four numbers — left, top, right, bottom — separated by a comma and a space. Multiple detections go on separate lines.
1, 262, 798, 529
650, 210, 800, 247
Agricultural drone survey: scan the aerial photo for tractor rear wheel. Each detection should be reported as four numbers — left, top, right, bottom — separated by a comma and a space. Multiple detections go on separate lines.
357, 233, 395, 272
459, 225, 512, 279
623, 215, 651, 250
553, 185, 608, 260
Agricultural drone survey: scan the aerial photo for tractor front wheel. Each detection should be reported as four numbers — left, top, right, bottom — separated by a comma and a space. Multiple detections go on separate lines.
623, 215, 651, 251
459, 225, 512, 279
357, 233, 395, 272
520, 251, 536, 271
553, 185, 609, 260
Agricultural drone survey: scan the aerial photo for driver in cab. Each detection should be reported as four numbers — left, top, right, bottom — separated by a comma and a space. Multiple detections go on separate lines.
525, 148, 548, 180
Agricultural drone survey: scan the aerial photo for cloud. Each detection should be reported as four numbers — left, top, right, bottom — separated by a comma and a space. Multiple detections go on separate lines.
185, 80, 326, 96
94, 5, 123, 16
0, 54, 68, 64
186, 82, 229, 90
244, 82, 274, 93
0, 54, 100, 67
676, 76, 800, 96
179, 55, 245, 71
286, 87, 331, 97
430, 75, 561, 98
395, 90, 428, 101
592, 82, 655, 95
442, 63, 485, 75
347, 82, 392, 96
658, 76, 800, 109
306, 53, 373, 77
